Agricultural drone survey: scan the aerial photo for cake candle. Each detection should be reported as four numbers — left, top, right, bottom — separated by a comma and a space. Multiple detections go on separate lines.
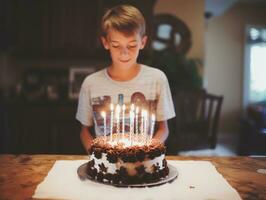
101, 111, 107, 141
141, 109, 144, 135
144, 110, 148, 141
150, 114, 156, 141
110, 104, 114, 142
130, 104, 135, 145
116, 104, 121, 140
135, 107, 139, 137
122, 104, 126, 140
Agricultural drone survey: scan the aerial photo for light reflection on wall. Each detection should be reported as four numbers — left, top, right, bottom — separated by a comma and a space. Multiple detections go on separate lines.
250, 43, 266, 103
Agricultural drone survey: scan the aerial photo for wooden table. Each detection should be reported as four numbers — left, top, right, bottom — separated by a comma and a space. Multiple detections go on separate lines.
0, 155, 265, 200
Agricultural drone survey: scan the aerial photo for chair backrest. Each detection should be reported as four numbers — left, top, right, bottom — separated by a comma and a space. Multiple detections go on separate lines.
172, 89, 223, 150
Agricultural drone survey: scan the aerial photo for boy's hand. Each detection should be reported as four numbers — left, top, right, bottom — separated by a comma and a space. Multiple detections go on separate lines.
153, 121, 169, 143
80, 125, 94, 153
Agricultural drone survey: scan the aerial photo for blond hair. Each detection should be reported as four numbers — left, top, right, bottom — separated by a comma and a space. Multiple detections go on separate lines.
101, 5, 146, 37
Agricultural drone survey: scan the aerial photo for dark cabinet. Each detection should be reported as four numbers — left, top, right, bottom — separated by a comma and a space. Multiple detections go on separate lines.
6, 0, 155, 58
7, 1, 100, 58
1, 101, 84, 154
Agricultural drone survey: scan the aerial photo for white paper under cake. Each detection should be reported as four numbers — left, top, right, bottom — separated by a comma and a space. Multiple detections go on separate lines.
33, 160, 242, 200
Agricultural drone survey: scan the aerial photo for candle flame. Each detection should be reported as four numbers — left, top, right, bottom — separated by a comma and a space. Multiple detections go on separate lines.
152, 114, 155, 121
110, 103, 114, 110
116, 105, 121, 118
116, 105, 121, 112
145, 110, 148, 117
136, 107, 139, 114
101, 111, 106, 118
141, 109, 147, 116
130, 104, 135, 111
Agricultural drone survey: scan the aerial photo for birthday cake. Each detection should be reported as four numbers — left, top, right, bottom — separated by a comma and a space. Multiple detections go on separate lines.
86, 134, 169, 185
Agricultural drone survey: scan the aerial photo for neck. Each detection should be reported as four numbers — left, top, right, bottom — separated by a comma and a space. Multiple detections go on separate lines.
107, 63, 141, 81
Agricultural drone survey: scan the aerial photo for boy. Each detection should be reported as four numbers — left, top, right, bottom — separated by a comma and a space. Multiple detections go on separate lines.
76, 5, 175, 152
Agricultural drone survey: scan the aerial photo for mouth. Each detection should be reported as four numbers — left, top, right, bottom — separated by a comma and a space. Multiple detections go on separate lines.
119, 59, 131, 63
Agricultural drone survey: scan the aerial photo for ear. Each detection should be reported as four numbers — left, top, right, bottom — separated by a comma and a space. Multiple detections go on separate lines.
140, 36, 148, 50
101, 36, 109, 50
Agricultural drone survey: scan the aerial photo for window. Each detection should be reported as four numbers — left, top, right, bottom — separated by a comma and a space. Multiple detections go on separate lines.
243, 26, 266, 107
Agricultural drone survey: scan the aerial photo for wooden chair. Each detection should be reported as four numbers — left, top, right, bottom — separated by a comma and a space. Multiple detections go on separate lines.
166, 89, 223, 153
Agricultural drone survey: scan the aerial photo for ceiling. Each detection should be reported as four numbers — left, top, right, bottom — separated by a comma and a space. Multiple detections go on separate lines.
205, 0, 266, 18
205, 0, 238, 17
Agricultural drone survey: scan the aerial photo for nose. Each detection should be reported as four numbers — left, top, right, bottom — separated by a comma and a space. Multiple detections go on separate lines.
120, 46, 129, 56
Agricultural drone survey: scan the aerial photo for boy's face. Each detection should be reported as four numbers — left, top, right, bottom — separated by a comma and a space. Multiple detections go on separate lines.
101, 29, 147, 69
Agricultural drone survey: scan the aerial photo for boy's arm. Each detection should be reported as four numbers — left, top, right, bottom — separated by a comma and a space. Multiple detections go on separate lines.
153, 121, 169, 143
80, 125, 94, 153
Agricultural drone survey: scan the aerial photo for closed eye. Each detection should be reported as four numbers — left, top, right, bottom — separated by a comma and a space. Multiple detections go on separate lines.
128, 45, 137, 48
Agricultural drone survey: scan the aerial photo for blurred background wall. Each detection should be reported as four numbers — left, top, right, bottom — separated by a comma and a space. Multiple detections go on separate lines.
205, 2, 266, 133
1, 0, 266, 155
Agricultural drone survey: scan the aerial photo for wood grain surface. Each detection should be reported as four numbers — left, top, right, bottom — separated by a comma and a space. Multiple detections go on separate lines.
0, 155, 265, 200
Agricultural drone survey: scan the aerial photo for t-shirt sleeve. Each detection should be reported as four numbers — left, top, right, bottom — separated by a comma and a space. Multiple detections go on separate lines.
76, 79, 93, 127
156, 72, 176, 121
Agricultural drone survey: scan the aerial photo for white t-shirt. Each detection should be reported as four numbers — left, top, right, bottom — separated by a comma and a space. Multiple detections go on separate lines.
76, 64, 175, 136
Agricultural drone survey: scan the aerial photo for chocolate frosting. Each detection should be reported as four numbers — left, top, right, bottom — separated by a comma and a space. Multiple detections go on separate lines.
89, 134, 166, 163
